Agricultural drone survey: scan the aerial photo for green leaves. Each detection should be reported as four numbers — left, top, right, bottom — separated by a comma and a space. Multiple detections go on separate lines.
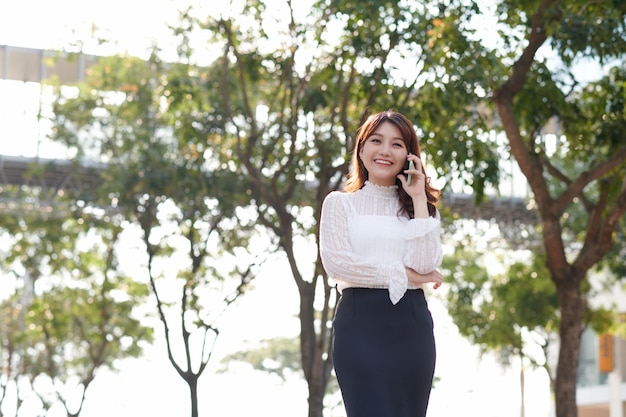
219, 336, 302, 381
549, 1, 626, 64
445, 247, 557, 365
5, 1, 623, 416
564, 66, 626, 160
0, 197, 152, 415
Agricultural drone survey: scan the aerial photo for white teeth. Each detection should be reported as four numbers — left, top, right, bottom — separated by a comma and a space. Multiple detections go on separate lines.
374, 160, 392, 165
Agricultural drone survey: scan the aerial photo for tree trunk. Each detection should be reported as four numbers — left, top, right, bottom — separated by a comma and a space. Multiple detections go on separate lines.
188, 376, 199, 417
520, 353, 525, 417
554, 277, 584, 417
299, 282, 331, 417
307, 378, 326, 417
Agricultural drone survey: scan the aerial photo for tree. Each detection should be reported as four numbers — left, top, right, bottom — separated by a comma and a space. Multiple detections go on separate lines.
193, 1, 502, 416
205, 1, 626, 416
488, 2, 626, 416
47, 51, 264, 417
30, 2, 625, 417
0, 188, 152, 417
444, 243, 559, 417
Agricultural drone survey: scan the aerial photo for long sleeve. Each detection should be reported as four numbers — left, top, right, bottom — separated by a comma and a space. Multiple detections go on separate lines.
319, 192, 407, 296
403, 211, 443, 274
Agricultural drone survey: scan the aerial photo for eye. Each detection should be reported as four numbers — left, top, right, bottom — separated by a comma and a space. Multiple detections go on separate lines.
368, 137, 381, 143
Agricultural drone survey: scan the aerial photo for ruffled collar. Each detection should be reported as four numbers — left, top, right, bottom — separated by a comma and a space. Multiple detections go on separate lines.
362, 181, 398, 197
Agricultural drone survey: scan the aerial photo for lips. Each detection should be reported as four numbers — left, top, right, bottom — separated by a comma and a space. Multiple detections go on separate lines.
374, 159, 393, 165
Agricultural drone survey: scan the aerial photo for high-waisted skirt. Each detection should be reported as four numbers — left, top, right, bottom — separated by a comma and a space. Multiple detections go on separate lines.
332, 288, 435, 417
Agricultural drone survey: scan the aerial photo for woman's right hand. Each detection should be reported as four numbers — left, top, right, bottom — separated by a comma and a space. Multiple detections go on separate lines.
406, 268, 443, 289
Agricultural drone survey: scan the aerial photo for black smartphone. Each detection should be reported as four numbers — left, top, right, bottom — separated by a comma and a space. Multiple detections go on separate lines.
404, 157, 415, 185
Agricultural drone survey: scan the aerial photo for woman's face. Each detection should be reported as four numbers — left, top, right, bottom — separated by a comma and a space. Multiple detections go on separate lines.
358, 121, 408, 187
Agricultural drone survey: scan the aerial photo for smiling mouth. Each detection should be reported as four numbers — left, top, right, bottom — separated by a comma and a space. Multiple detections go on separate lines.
374, 159, 393, 165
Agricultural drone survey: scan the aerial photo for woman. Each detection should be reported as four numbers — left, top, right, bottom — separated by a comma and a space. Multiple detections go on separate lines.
319, 110, 443, 417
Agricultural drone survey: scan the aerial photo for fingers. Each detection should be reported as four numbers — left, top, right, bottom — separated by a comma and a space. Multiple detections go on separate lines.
403, 155, 425, 186
397, 173, 408, 187
430, 269, 443, 290
433, 272, 443, 288
404, 158, 419, 175
408, 154, 423, 172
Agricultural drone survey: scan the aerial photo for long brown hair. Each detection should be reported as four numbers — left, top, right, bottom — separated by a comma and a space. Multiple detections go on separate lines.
344, 110, 439, 218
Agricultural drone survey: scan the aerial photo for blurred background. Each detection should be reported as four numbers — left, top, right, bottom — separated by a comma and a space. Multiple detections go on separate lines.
1, 1, 625, 417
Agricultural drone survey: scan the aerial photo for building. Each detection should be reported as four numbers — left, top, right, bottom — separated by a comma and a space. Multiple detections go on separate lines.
578, 282, 626, 417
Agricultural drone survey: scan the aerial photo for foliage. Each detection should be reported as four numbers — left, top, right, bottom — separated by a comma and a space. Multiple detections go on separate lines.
4, 1, 624, 417
445, 246, 558, 367
0, 195, 152, 416
488, 1, 626, 416
218, 336, 302, 381
46, 50, 265, 417
178, 2, 510, 415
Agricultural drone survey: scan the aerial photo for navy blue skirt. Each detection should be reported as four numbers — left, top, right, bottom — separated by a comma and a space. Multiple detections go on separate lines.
332, 288, 435, 417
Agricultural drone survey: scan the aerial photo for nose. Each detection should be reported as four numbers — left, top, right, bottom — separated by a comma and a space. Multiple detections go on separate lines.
379, 143, 392, 155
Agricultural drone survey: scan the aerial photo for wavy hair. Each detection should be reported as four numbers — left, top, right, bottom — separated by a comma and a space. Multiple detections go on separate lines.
343, 110, 439, 218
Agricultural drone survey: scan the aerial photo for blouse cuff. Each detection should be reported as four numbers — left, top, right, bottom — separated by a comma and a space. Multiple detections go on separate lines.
404, 217, 440, 239
381, 264, 407, 305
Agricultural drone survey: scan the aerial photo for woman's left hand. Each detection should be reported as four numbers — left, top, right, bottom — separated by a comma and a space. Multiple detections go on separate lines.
406, 268, 443, 289
397, 154, 426, 198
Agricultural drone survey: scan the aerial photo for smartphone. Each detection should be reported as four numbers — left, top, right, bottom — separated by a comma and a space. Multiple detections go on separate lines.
405, 157, 415, 185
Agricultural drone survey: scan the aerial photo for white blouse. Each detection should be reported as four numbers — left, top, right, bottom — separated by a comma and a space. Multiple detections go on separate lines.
319, 181, 443, 304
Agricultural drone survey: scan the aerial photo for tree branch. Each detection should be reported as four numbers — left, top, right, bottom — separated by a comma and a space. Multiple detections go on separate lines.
539, 153, 594, 212
493, 0, 560, 213
554, 146, 626, 215
574, 178, 626, 272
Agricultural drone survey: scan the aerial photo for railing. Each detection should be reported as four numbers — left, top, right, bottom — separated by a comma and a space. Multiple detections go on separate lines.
0, 154, 538, 225
1, 44, 97, 83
